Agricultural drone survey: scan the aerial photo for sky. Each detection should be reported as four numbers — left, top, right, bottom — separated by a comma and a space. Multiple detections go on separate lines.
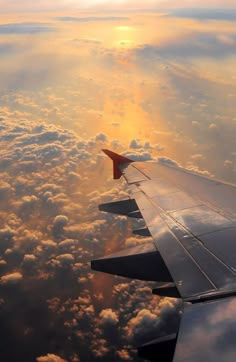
0, 1, 236, 362
2, 0, 236, 12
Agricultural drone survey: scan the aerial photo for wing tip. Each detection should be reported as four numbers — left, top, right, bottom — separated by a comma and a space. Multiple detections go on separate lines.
102, 149, 133, 179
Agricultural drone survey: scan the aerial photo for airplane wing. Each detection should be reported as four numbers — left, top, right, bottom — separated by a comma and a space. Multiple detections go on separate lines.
91, 149, 236, 361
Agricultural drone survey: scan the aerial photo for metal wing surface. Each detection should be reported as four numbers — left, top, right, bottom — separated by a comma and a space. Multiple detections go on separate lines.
91, 149, 236, 361
123, 159, 236, 301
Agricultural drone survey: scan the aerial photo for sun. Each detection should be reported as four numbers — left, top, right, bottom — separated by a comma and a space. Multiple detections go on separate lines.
113, 25, 136, 48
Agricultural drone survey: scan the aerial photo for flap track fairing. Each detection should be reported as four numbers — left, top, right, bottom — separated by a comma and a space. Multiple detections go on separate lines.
133, 227, 151, 237
91, 243, 173, 282
99, 199, 142, 218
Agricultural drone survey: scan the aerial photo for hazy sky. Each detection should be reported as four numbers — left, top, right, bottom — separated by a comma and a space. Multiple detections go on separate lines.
2, 0, 236, 12
0, 4, 235, 362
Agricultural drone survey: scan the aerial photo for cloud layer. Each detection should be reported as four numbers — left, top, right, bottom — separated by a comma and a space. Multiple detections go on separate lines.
0, 7, 235, 362
0, 117, 182, 361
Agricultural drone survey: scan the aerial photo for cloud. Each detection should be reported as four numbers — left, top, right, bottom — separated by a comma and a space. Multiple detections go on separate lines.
1, 272, 23, 284
0, 116, 187, 362
125, 298, 182, 345
135, 31, 236, 59
158, 156, 180, 167
209, 123, 218, 130
126, 308, 162, 342
99, 309, 119, 326
116, 350, 131, 360
123, 150, 153, 161
0, 43, 18, 55
0, 23, 55, 34
129, 139, 151, 149
23, 254, 36, 264
53, 215, 69, 237
186, 163, 214, 177
129, 139, 164, 152
72, 38, 102, 45
56, 16, 129, 23
36, 354, 66, 362
1, 8, 234, 355
95, 133, 108, 142
0, 117, 150, 360
170, 8, 236, 22
56, 253, 75, 265
158, 156, 214, 176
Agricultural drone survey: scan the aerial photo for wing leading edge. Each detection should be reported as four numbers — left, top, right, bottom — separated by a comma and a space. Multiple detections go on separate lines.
91, 150, 236, 361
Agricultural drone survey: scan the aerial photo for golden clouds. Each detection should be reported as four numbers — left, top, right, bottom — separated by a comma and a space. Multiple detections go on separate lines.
0, 9, 236, 361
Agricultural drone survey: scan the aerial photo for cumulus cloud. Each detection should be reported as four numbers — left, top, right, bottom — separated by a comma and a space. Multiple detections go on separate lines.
123, 150, 153, 161
116, 350, 131, 360
224, 160, 233, 168
158, 155, 214, 177
95, 133, 108, 142
36, 354, 66, 362
0, 118, 113, 359
158, 156, 180, 167
0, 6, 235, 362
0, 111, 190, 361
53, 215, 69, 232
1, 272, 23, 284
125, 298, 182, 345
99, 309, 119, 326
23, 254, 36, 264
129, 139, 164, 152
56, 253, 75, 265
129, 139, 151, 149
126, 308, 162, 342
186, 163, 214, 177
209, 123, 218, 130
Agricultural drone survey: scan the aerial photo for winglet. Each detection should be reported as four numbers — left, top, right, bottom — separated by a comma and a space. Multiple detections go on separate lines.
102, 149, 133, 179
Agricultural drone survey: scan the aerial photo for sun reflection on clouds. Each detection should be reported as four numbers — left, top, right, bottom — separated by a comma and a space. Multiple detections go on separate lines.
0, 7, 236, 361
113, 25, 136, 47
116, 25, 134, 31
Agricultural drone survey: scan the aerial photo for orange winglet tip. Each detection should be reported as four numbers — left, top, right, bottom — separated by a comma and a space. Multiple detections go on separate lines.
102, 149, 133, 179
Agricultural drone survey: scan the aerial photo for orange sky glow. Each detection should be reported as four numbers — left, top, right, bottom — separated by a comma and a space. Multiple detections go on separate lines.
0, 5, 235, 361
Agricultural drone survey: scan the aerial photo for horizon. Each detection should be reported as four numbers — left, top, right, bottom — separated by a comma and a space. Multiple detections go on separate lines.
0, 3, 235, 362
